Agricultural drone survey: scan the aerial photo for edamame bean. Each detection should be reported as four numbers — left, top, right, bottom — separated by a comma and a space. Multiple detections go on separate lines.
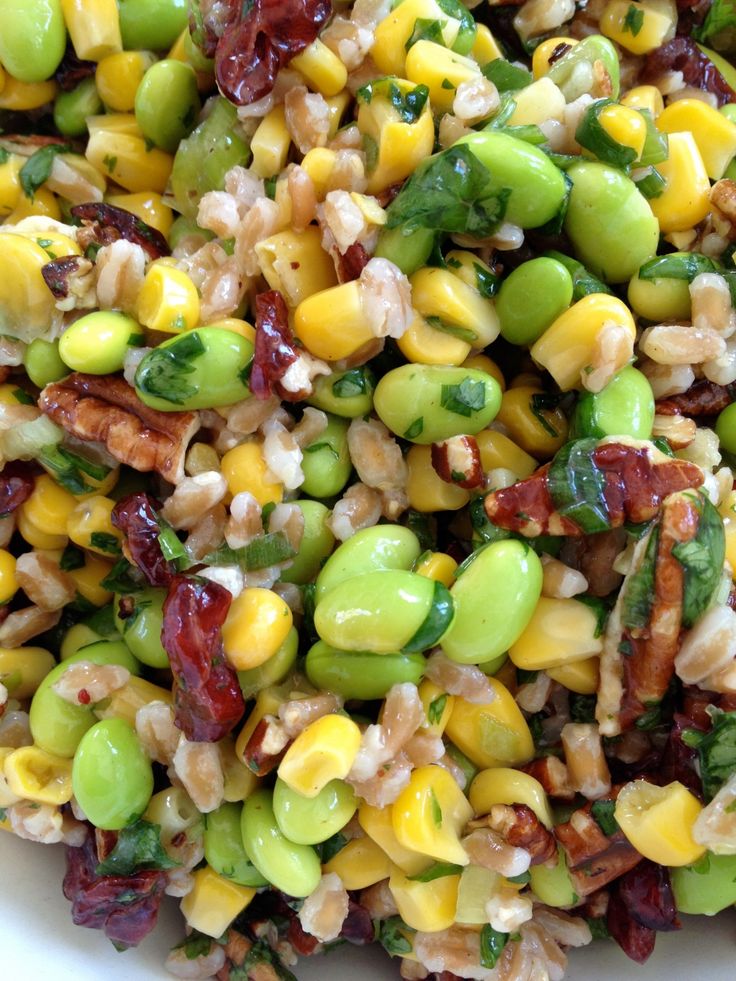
306, 641, 425, 700
279, 502, 335, 585
671, 853, 736, 915
114, 588, 169, 668
314, 569, 454, 654
72, 718, 153, 830
0, 0, 66, 83
135, 328, 254, 410
374, 364, 501, 444
29, 640, 141, 757
237, 627, 298, 700
53, 77, 103, 137
299, 417, 352, 500
203, 802, 268, 887
454, 131, 568, 228
118, 0, 189, 50
183, 26, 215, 73
307, 366, 375, 418
571, 366, 654, 440
59, 311, 144, 375
374, 224, 435, 277
24, 338, 67, 387
240, 789, 322, 898
547, 34, 620, 101
167, 216, 214, 252
497, 258, 573, 346
272, 777, 357, 846
441, 540, 543, 664
564, 161, 659, 283
59, 623, 105, 660
135, 60, 201, 153
627, 255, 693, 321
315, 524, 421, 601
716, 402, 736, 455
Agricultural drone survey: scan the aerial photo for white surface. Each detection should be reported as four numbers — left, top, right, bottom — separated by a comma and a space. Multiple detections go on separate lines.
1, 830, 734, 979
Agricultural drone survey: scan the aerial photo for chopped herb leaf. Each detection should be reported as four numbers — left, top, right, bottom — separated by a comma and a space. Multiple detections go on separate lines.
428, 693, 448, 725
405, 509, 437, 551
100, 558, 144, 594
575, 595, 609, 637
408, 861, 463, 882
441, 77, 455, 89
425, 314, 477, 344
318, 832, 348, 863
440, 378, 486, 417
356, 79, 429, 124
430, 787, 443, 827
134, 331, 206, 405
204, 532, 296, 572
304, 440, 339, 459
590, 799, 619, 837
405, 17, 445, 51
95, 819, 179, 876
377, 916, 414, 956
622, 526, 658, 630
587, 916, 610, 939
157, 519, 190, 570
20, 144, 71, 200
403, 417, 424, 440
102, 154, 118, 174
172, 932, 214, 960
332, 367, 370, 398
685, 709, 736, 800
59, 544, 86, 571
570, 692, 597, 724
473, 262, 499, 298
89, 531, 122, 556
693, 0, 736, 42
622, 3, 645, 35
638, 252, 717, 283
479, 924, 509, 969
671, 492, 725, 628
548, 438, 610, 534
483, 59, 533, 92
38, 444, 111, 496
11, 387, 35, 405
575, 99, 638, 171
530, 392, 564, 438
507, 870, 531, 884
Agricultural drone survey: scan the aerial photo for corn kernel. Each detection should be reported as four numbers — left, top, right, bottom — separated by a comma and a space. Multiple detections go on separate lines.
221, 441, 283, 506
0, 77, 56, 110
4, 745, 73, 805
510, 77, 566, 126
291, 39, 348, 96
372, 0, 463, 76
137, 263, 200, 333
509, 597, 603, 671
300, 147, 337, 200
95, 51, 155, 111
0, 233, 58, 341
414, 551, 458, 587
468, 768, 553, 827
620, 84, 664, 117
389, 865, 461, 932
250, 106, 291, 179
295, 280, 375, 361
278, 714, 362, 798
393, 764, 473, 865
406, 445, 470, 512
417, 679, 455, 737
600, 0, 677, 55
220, 737, 260, 803
462, 354, 506, 391
472, 25, 504, 66
255, 227, 337, 307
18, 229, 80, 259
95, 676, 173, 727
325, 90, 351, 138
547, 656, 600, 694
445, 678, 534, 770
657, 98, 736, 180
21, 475, 78, 537
0, 646, 56, 699
222, 588, 293, 672
649, 131, 711, 234
61, 0, 122, 61
0, 154, 22, 215
323, 836, 392, 889
398, 313, 472, 366
7, 186, 61, 223
410, 266, 500, 348
405, 41, 481, 114
596, 103, 648, 160
105, 191, 173, 237
16, 510, 68, 550
475, 430, 537, 479
0, 549, 18, 604
180, 867, 256, 938
66, 495, 122, 557
358, 802, 431, 876
0, 747, 22, 807
203, 318, 255, 343
87, 113, 142, 137
235, 687, 286, 765
495, 385, 568, 458
615, 779, 706, 866
532, 37, 577, 79
86, 130, 173, 193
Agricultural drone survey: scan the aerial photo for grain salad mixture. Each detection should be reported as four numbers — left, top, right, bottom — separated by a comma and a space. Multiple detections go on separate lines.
2, 0, 736, 978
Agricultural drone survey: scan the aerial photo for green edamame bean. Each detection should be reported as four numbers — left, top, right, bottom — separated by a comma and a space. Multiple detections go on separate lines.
571, 366, 654, 440
716, 402, 736, 455
53, 77, 103, 138
315, 524, 421, 601
0, 0, 66, 83
29, 640, 141, 757
241, 789, 322, 898
374, 224, 436, 277
497, 257, 573, 346
478, 652, 508, 676
529, 845, 577, 907
279, 502, 335, 585
627, 254, 692, 321
167, 216, 214, 252
544, 250, 612, 302
135, 60, 201, 153
118, 0, 189, 50
203, 802, 267, 887
183, 27, 214, 73
314, 569, 454, 654
72, 718, 153, 830
114, 588, 169, 669
305, 640, 425, 700
237, 627, 298, 700
272, 777, 357, 846
565, 161, 659, 283
723, 104, 736, 124
59, 311, 144, 375
59, 623, 105, 660
135, 328, 253, 411
454, 131, 568, 228
374, 364, 501, 444
299, 416, 352, 500
547, 35, 620, 101
441, 540, 542, 664
24, 337, 67, 387
671, 853, 736, 914
307, 366, 375, 418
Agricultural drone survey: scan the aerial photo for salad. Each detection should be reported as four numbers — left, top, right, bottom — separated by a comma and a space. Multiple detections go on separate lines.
0, 0, 736, 979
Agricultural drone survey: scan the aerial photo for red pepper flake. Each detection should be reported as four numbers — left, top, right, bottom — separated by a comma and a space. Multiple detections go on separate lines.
77, 688, 91, 705
250, 289, 301, 401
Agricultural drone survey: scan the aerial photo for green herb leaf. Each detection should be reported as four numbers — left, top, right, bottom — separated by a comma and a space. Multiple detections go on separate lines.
575, 99, 638, 171
90, 531, 122, 556
95, 819, 179, 876
428, 693, 448, 725
690, 708, 736, 800
100, 558, 144, 594
570, 692, 597, 724
545, 250, 612, 302
403, 417, 424, 440
587, 916, 610, 939
575, 595, 609, 637
672, 492, 726, 628
479, 924, 509, 969
590, 799, 619, 837
694, 0, 736, 43
59, 544, 85, 572
430, 787, 443, 827
638, 252, 717, 283
11, 387, 35, 405
507, 870, 531, 884
440, 378, 486, 417
134, 332, 206, 405
405, 509, 437, 551
38, 444, 111, 496
425, 315, 477, 343
405, 17, 445, 51
20, 144, 71, 200
377, 916, 415, 956
622, 525, 659, 630
102, 154, 118, 174
332, 367, 370, 398
548, 438, 611, 534
408, 861, 463, 882
356, 79, 430, 124
622, 3, 645, 35
235, 939, 297, 981
530, 392, 565, 438
171, 932, 214, 960
473, 262, 499, 298
633, 166, 666, 199
318, 832, 348, 863
204, 532, 296, 572
157, 518, 190, 570
483, 59, 533, 92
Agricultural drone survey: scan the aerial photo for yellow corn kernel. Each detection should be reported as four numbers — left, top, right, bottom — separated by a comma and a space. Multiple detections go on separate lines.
0, 549, 18, 604
0, 154, 23, 215
648, 131, 711, 234
614, 779, 706, 866
16, 510, 68, 550
255, 227, 337, 307
494, 386, 568, 458
137, 263, 200, 333
105, 192, 173, 237
95, 51, 155, 111
468, 768, 553, 827
21, 475, 78, 537
600, 0, 677, 55
405, 41, 481, 114
0, 77, 56, 110
398, 313, 472, 366
7, 186, 61, 223
596, 103, 648, 161
0, 233, 58, 342
406, 445, 470, 512
204, 318, 256, 343
657, 98, 736, 180
323, 836, 392, 889
49, 152, 108, 199
410, 266, 500, 349
414, 551, 458, 587
547, 656, 600, 695
372, 0, 463, 76
393, 764, 473, 865
220, 737, 260, 803
0, 747, 22, 807
294, 280, 375, 361
357, 76, 435, 194
0, 383, 31, 405
532, 37, 577, 79
221, 441, 283, 506
472, 25, 503, 66
0, 646, 55, 699
86, 130, 173, 193
446, 250, 498, 301
278, 714, 362, 797
719, 491, 736, 571
389, 865, 461, 932
300, 147, 337, 200
475, 430, 537, 480
291, 39, 348, 96
358, 801, 431, 876
181, 866, 256, 938
620, 84, 664, 117
250, 105, 291, 179
445, 678, 534, 770
509, 597, 603, 671
531, 293, 637, 392
462, 354, 506, 391
4, 746, 73, 805
168, 28, 189, 62
510, 77, 566, 126
325, 90, 351, 138
87, 113, 142, 137
418, 679, 455, 737
95, 676, 172, 727
66, 495, 122, 557
61, 0, 122, 61
19, 229, 80, 259
222, 588, 293, 672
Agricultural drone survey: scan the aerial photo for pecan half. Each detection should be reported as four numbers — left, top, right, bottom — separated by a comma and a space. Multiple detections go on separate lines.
431, 435, 483, 489
472, 803, 557, 866
38, 374, 199, 485
555, 798, 642, 898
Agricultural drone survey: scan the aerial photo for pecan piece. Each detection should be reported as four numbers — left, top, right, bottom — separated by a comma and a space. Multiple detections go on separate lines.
555, 798, 643, 898
336, 242, 370, 283
711, 178, 736, 237
39, 373, 200, 485
240, 715, 291, 776
431, 435, 483, 489
655, 378, 735, 417
42, 256, 94, 300
476, 803, 557, 866
522, 756, 575, 800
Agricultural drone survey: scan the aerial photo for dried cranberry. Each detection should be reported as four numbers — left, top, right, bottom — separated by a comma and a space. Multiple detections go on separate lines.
54, 45, 96, 91
655, 379, 736, 418
287, 914, 321, 955
642, 37, 736, 107
0, 461, 37, 517
618, 860, 680, 932
112, 494, 174, 587
162, 575, 245, 742
215, 0, 332, 106
70, 203, 170, 260
250, 289, 300, 401
41, 256, 88, 299
336, 243, 370, 283
607, 884, 656, 963
340, 900, 374, 945
660, 713, 706, 796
